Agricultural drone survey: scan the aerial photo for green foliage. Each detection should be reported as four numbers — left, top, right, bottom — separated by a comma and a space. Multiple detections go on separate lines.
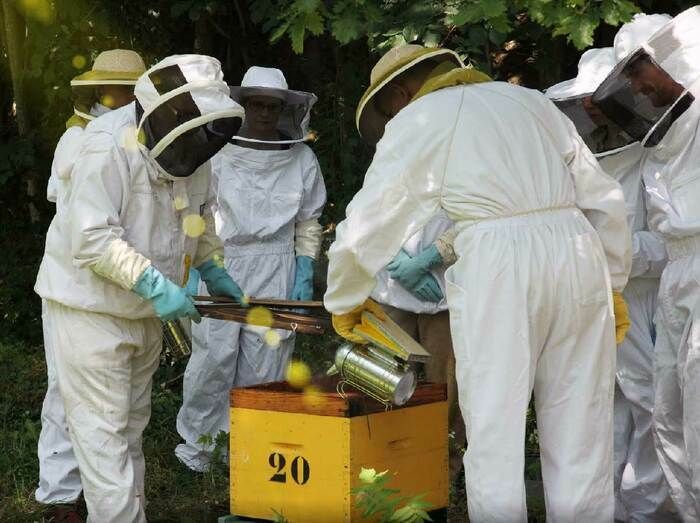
263, 0, 328, 53
251, 0, 640, 55
522, 0, 638, 48
447, 0, 510, 33
353, 468, 433, 522
271, 508, 291, 522
196, 429, 229, 463
0, 136, 35, 199
525, 402, 542, 481
0, 197, 45, 345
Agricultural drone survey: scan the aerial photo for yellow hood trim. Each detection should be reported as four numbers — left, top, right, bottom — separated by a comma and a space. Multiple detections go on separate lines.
411, 62, 491, 103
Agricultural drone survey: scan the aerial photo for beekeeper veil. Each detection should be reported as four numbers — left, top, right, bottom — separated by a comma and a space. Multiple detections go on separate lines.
135, 54, 244, 178
229, 66, 317, 144
546, 47, 636, 156
593, 7, 700, 147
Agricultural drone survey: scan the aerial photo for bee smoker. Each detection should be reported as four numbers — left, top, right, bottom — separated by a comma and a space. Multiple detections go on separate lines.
332, 343, 417, 407
162, 319, 192, 357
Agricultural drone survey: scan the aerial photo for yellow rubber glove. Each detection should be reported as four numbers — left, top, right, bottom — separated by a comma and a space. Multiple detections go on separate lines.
332, 298, 387, 344
613, 291, 631, 345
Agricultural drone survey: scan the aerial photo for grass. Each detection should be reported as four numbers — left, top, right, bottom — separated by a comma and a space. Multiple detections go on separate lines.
0, 333, 337, 522
0, 338, 231, 522
1, 333, 545, 522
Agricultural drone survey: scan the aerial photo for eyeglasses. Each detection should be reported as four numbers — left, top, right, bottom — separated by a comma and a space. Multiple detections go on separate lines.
246, 100, 284, 113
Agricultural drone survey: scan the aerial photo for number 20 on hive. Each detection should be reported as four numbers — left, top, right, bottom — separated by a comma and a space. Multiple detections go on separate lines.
268, 452, 310, 485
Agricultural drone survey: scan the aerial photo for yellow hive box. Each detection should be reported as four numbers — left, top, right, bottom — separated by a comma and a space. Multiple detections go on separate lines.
229, 380, 448, 522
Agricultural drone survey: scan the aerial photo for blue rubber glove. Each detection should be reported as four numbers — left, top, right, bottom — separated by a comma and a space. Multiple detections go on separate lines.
291, 255, 315, 301
198, 258, 246, 305
132, 265, 201, 323
386, 244, 444, 297
412, 273, 444, 302
185, 268, 200, 296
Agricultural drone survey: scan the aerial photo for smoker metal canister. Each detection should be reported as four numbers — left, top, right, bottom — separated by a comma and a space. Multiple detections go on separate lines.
162, 319, 192, 357
335, 343, 416, 406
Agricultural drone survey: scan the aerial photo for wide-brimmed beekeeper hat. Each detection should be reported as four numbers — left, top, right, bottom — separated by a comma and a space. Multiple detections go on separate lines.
69, 49, 146, 122
593, 7, 700, 148
546, 48, 617, 100
230, 66, 317, 144
355, 44, 464, 145
546, 48, 637, 157
613, 13, 672, 62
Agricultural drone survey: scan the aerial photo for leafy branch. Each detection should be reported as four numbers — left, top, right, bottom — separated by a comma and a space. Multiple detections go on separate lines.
353, 467, 433, 523
250, 0, 639, 54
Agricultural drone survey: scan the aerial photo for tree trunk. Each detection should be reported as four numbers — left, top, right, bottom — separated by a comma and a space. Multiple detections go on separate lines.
0, 3, 12, 131
1, 0, 27, 134
1, 0, 40, 222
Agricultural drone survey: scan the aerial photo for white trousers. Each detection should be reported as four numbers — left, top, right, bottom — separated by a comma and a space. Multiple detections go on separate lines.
175, 247, 295, 472
614, 278, 673, 522
35, 299, 83, 505
175, 320, 294, 472
46, 300, 161, 523
653, 239, 700, 521
447, 208, 616, 522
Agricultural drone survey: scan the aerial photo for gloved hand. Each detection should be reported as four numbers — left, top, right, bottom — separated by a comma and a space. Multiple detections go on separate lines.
332, 298, 386, 344
133, 265, 201, 323
613, 291, 631, 345
412, 273, 444, 302
198, 258, 246, 306
291, 255, 315, 301
185, 268, 200, 296
386, 245, 444, 300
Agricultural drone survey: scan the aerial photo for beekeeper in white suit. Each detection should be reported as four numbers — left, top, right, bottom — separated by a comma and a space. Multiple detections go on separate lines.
325, 44, 631, 521
37, 49, 146, 521
547, 40, 672, 522
175, 66, 326, 472
594, 7, 700, 519
35, 54, 245, 522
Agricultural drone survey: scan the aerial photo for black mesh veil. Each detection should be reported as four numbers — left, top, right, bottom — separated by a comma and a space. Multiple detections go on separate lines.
136, 64, 242, 177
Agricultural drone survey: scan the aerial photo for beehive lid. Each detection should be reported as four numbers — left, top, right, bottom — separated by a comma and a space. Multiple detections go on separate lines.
230, 377, 446, 418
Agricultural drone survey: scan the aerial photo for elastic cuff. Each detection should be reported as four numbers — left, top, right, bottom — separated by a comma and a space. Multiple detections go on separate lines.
295, 218, 323, 259
91, 239, 152, 291
434, 228, 457, 266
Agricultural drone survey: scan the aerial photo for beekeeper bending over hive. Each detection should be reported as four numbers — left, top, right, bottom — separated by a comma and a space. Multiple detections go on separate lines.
325, 44, 631, 521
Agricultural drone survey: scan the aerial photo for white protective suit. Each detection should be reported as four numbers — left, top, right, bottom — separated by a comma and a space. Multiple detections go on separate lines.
34, 55, 243, 522
645, 97, 700, 521
597, 9, 700, 519
371, 212, 453, 313
547, 44, 671, 522
36, 103, 114, 506
38, 49, 144, 506
175, 140, 326, 471
46, 104, 111, 204
325, 81, 631, 521
602, 146, 672, 522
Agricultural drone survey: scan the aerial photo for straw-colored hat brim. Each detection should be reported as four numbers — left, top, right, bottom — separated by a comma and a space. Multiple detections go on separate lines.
70, 70, 142, 86
356, 47, 463, 145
